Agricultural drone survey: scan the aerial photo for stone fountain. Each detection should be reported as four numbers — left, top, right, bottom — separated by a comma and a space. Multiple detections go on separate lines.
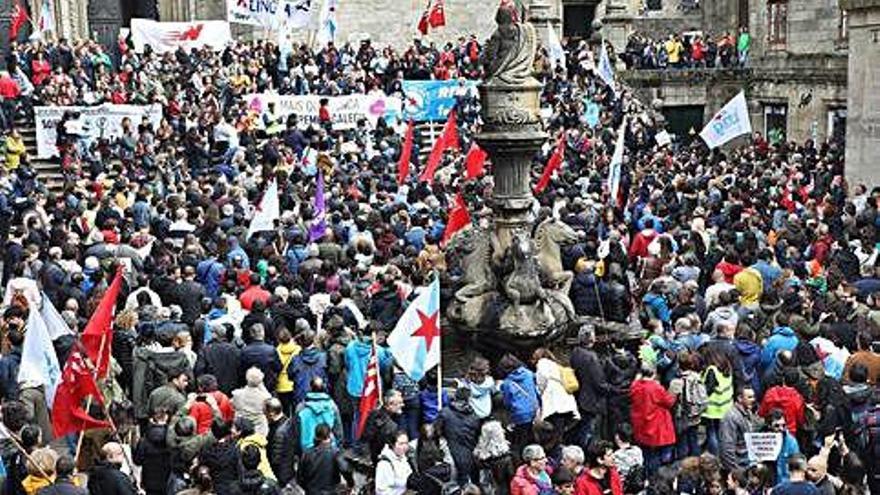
447, 0, 578, 346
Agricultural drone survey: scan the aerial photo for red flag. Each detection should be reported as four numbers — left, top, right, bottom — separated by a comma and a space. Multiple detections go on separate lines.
398, 120, 415, 185
81, 268, 124, 379
534, 135, 566, 194
420, 109, 458, 184
417, 0, 431, 35
442, 193, 472, 246
9, 0, 28, 41
428, 0, 446, 28
52, 350, 110, 438
464, 143, 488, 180
356, 343, 381, 439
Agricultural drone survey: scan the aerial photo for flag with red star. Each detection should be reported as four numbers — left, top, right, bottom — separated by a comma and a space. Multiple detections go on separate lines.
387, 277, 441, 381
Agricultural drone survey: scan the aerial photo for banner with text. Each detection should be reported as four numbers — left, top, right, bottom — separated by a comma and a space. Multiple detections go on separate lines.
227, 0, 316, 29
245, 93, 403, 130
35, 104, 164, 159
745, 432, 783, 462
131, 19, 232, 53
402, 80, 478, 122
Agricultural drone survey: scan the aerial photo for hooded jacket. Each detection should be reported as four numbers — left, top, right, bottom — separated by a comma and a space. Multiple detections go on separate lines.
760, 327, 799, 370
629, 378, 677, 447
274, 341, 300, 394
238, 434, 276, 481
133, 423, 171, 494
288, 347, 328, 405
343, 339, 390, 397
735, 338, 763, 395
466, 376, 495, 419
437, 399, 481, 486
295, 392, 343, 453
758, 385, 806, 434
500, 366, 540, 426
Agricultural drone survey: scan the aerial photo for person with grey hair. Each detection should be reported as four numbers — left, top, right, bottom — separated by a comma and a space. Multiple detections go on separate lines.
232, 367, 273, 437
239, 323, 282, 393
570, 325, 610, 446
560, 445, 585, 478
510, 445, 552, 494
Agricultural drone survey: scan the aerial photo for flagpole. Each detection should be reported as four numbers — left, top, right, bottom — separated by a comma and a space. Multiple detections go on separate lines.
434, 272, 442, 412
74, 326, 108, 466
0, 423, 52, 479
373, 331, 383, 407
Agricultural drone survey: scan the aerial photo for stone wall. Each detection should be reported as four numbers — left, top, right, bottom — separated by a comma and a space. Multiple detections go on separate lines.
749, 0, 847, 57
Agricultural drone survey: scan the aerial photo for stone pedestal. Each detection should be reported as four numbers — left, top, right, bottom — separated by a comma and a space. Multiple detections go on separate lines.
477, 81, 545, 257
840, 0, 880, 188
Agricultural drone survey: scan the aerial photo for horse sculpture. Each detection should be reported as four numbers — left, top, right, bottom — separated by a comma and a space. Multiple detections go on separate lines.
503, 232, 545, 306
534, 217, 579, 294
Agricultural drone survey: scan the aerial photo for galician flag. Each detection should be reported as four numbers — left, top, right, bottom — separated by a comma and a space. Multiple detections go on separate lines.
388, 277, 441, 382
597, 40, 615, 92
18, 304, 62, 407
247, 179, 280, 239
700, 90, 752, 149
608, 120, 626, 204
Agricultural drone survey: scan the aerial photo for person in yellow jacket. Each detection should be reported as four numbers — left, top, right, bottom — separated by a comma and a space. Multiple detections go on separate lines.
21, 448, 57, 495
5, 129, 26, 170
734, 267, 764, 307
235, 417, 276, 481
275, 328, 301, 416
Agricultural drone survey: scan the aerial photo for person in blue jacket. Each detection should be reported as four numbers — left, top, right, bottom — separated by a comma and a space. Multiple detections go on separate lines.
499, 353, 539, 462
344, 332, 391, 444
761, 319, 799, 371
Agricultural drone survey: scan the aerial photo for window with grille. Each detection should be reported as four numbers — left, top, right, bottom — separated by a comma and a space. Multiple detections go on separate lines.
767, 1, 787, 47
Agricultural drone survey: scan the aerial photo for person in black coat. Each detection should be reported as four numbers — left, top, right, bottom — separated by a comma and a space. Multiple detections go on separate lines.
570, 263, 602, 317
232, 445, 280, 495
436, 388, 481, 487
269, 409, 296, 487
362, 390, 405, 464
171, 265, 206, 326
133, 409, 171, 495
599, 263, 632, 323
38, 456, 87, 495
87, 443, 138, 495
239, 324, 283, 393
199, 419, 241, 495
241, 300, 276, 345
569, 325, 611, 446
297, 424, 353, 495
195, 324, 241, 395
0, 329, 23, 401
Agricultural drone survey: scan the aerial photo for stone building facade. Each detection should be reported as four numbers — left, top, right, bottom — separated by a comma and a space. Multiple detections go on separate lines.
2, 0, 853, 145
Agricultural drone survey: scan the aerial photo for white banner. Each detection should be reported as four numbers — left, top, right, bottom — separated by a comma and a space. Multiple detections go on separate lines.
227, 0, 316, 29
34, 104, 164, 159
130, 18, 232, 53
245, 92, 403, 130
700, 90, 752, 149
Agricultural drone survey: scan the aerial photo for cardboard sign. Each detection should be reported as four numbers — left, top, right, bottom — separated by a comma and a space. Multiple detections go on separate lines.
745, 432, 783, 462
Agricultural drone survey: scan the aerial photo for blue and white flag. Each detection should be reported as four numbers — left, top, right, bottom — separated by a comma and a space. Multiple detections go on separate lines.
700, 91, 752, 148
608, 121, 626, 204
388, 277, 441, 381
547, 22, 566, 70
40, 292, 74, 341
18, 305, 62, 407
597, 40, 616, 91
317, 0, 338, 46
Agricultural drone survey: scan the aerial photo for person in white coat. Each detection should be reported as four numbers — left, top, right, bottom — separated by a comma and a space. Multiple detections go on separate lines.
532, 348, 580, 432
375, 430, 412, 495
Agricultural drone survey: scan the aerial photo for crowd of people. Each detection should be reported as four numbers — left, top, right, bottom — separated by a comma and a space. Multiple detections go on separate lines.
620, 28, 751, 70
0, 8, 876, 495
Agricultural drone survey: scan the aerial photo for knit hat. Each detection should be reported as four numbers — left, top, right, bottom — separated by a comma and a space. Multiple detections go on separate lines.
245, 367, 264, 387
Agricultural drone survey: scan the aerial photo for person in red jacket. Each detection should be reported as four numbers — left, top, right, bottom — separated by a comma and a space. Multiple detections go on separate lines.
630, 364, 676, 475
627, 218, 658, 263
239, 273, 271, 311
575, 440, 623, 495
757, 369, 806, 434
187, 374, 235, 434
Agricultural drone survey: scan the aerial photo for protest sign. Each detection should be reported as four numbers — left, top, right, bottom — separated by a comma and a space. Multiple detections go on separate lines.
131, 19, 232, 53
34, 104, 163, 159
745, 432, 783, 462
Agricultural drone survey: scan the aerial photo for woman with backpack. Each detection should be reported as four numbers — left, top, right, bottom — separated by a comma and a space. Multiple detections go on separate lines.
668, 352, 707, 459
531, 348, 579, 436
375, 430, 413, 495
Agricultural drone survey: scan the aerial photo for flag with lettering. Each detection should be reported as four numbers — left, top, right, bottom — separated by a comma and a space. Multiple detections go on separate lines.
700, 90, 752, 148
387, 277, 440, 381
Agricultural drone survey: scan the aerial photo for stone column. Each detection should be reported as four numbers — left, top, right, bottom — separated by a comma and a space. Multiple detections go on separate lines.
529, 0, 561, 46
839, 0, 880, 188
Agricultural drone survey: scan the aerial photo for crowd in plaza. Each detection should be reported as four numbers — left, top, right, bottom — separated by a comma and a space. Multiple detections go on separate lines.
0, 7, 875, 495
620, 28, 751, 70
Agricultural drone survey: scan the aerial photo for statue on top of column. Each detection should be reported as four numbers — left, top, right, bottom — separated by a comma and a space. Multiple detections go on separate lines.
482, 0, 537, 86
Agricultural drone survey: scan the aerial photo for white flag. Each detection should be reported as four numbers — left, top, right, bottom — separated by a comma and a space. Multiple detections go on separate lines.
280, 0, 317, 28
247, 179, 281, 238
316, 0, 338, 47
547, 22, 566, 70
18, 306, 62, 407
38, 0, 56, 37
130, 19, 232, 54
700, 91, 752, 149
40, 292, 74, 341
597, 40, 615, 91
608, 121, 626, 202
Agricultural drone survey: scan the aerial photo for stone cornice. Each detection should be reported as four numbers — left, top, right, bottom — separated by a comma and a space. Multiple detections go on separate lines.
839, 0, 880, 10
